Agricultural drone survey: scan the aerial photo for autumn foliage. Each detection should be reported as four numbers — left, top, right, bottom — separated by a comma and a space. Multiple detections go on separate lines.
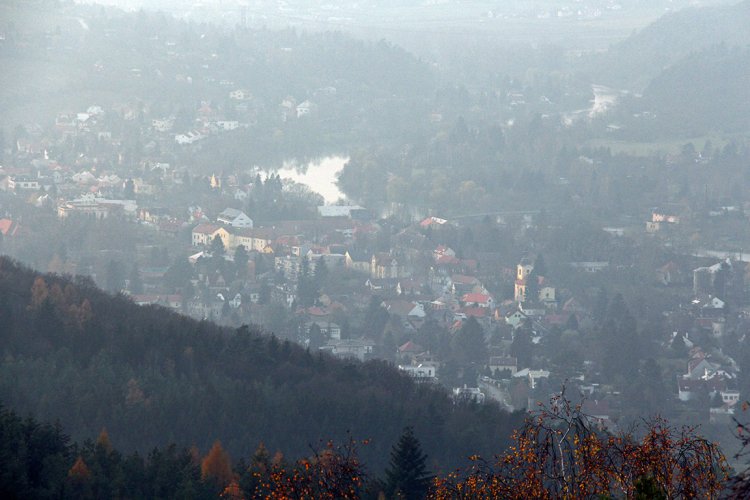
249, 439, 366, 499
202, 441, 235, 487
430, 391, 728, 499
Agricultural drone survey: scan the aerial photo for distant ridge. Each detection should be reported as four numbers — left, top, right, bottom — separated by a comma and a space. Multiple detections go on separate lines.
593, 0, 750, 89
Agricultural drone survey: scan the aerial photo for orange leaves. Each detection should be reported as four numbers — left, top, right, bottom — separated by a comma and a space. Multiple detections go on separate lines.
30, 277, 49, 309
68, 455, 91, 481
28, 276, 93, 330
221, 479, 245, 500
201, 441, 234, 488
430, 393, 728, 499
96, 427, 113, 453
253, 439, 366, 499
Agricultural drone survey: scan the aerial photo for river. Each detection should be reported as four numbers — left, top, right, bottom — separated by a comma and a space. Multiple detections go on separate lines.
275, 155, 349, 205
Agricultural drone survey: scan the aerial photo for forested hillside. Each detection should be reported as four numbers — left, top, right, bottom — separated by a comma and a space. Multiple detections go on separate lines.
639, 46, 750, 136
0, 257, 522, 473
592, 0, 750, 89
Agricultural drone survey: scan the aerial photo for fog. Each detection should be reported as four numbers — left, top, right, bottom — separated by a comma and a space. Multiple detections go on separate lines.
2, 0, 750, 496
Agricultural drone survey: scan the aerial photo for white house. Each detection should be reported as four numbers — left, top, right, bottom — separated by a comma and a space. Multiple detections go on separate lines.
505, 310, 529, 329
217, 208, 253, 228
296, 100, 314, 118
320, 338, 374, 361
229, 89, 252, 100
399, 362, 437, 382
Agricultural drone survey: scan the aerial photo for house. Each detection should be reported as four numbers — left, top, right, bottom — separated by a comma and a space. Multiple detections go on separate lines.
192, 224, 222, 247
398, 341, 425, 360
657, 261, 684, 286
449, 274, 481, 296
489, 356, 518, 377
0, 219, 22, 237
461, 293, 494, 308
174, 131, 206, 145
652, 212, 680, 224
8, 176, 40, 191
693, 259, 731, 296
513, 368, 550, 389
399, 362, 437, 382
229, 89, 252, 100
320, 338, 374, 361
433, 245, 456, 261
318, 205, 366, 218
420, 216, 448, 228
506, 309, 529, 329
307, 320, 341, 340
151, 117, 175, 132
296, 100, 314, 118
217, 208, 253, 228
130, 294, 183, 312
569, 262, 610, 273
57, 194, 136, 219
452, 386, 485, 404
216, 121, 240, 131
581, 400, 613, 429
371, 253, 408, 279
539, 286, 556, 305
233, 228, 275, 252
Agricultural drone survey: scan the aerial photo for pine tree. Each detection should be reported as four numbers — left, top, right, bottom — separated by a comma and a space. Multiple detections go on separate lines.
385, 427, 431, 499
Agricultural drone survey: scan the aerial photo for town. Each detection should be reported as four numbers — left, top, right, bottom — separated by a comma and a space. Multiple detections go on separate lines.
2, 0, 750, 465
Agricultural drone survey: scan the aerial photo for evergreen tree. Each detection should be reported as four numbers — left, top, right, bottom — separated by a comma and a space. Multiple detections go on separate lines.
451, 317, 487, 365
385, 427, 431, 500
314, 257, 328, 290
210, 235, 226, 257
601, 294, 640, 383
511, 326, 534, 369
234, 245, 249, 279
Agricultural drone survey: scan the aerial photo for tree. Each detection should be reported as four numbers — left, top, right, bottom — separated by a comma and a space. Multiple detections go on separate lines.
525, 269, 540, 306
234, 245, 249, 278
66, 456, 92, 498
211, 236, 226, 257
123, 178, 135, 199
432, 391, 727, 499
510, 326, 534, 369
363, 295, 389, 341
201, 441, 234, 488
451, 317, 487, 365
314, 257, 329, 290
385, 427, 431, 500
601, 294, 640, 383
297, 256, 319, 307
164, 257, 193, 291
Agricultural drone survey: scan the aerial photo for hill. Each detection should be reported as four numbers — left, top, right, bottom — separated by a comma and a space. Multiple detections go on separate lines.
638, 46, 750, 136
591, 0, 750, 89
0, 257, 521, 474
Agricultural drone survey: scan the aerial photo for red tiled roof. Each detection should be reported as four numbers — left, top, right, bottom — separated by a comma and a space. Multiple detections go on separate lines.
0, 219, 18, 236
399, 341, 424, 353
462, 293, 491, 304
